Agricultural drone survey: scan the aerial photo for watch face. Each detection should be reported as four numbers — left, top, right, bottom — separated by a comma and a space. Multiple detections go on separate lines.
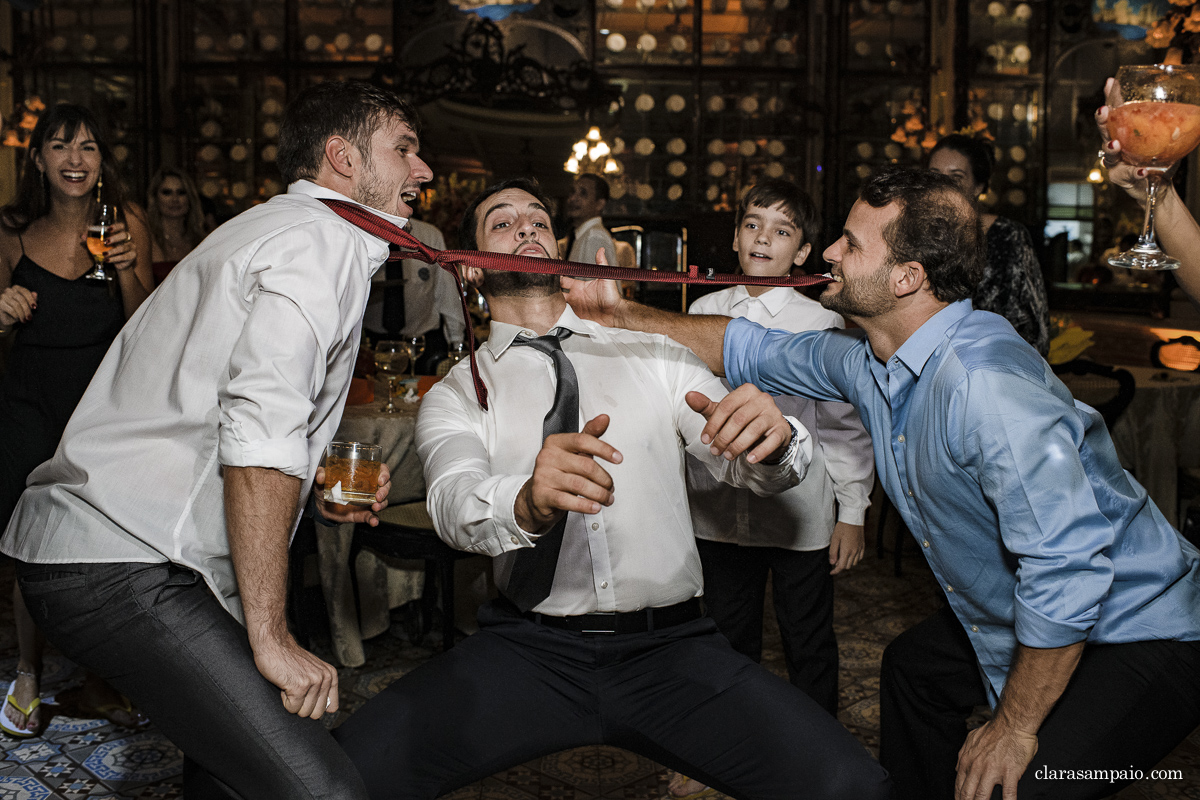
418, 267, 431, 281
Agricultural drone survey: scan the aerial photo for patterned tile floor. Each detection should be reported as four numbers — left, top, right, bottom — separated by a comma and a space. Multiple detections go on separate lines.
1, 543, 1197, 799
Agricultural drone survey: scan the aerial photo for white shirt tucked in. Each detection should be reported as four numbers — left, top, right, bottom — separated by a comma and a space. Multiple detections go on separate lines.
417, 305, 811, 616
361, 218, 465, 343
687, 286, 874, 550
2, 180, 400, 623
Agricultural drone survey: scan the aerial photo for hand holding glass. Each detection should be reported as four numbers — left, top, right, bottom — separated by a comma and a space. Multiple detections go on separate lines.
84, 203, 117, 281
374, 341, 409, 413
323, 441, 383, 506
1107, 64, 1200, 271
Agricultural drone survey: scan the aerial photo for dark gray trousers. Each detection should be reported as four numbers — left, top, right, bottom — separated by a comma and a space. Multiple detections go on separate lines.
334, 597, 891, 800
16, 560, 368, 800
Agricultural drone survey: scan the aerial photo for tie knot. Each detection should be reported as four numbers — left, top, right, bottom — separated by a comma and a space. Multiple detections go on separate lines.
513, 328, 572, 354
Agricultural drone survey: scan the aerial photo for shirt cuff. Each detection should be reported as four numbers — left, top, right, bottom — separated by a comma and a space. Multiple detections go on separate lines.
835, 503, 869, 526
1013, 594, 1097, 649
218, 430, 311, 478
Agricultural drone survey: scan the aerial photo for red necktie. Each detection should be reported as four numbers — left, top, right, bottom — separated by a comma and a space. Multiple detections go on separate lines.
319, 198, 833, 411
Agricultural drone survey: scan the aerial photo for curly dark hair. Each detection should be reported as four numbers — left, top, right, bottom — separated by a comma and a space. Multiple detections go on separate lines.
457, 177, 555, 252
859, 167, 984, 304
277, 80, 421, 185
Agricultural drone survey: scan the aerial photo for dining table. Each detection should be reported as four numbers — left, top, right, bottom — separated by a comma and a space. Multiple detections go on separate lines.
317, 376, 429, 668
1062, 365, 1200, 529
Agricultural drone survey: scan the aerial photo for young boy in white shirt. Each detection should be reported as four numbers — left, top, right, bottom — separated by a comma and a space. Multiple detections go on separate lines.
667, 179, 875, 799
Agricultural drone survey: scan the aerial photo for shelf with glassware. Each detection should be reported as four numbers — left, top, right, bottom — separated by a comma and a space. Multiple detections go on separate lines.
14, 0, 145, 65
843, 0, 930, 77
963, 0, 1043, 79
963, 78, 1045, 227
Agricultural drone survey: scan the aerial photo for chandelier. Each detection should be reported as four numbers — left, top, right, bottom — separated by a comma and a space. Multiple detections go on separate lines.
565, 126, 620, 176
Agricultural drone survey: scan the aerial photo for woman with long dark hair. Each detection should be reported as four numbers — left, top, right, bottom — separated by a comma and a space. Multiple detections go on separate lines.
929, 134, 1051, 356
0, 103, 153, 737
146, 165, 208, 284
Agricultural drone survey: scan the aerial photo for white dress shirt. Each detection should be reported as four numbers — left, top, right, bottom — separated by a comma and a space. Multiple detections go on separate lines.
567, 216, 617, 266
417, 305, 811, 616
2, 181, 401, 623
361, 218, 465, 343
686, 286, 874, 550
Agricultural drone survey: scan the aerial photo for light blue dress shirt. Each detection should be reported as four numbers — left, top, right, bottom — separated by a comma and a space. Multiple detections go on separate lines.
725, 299, 1200, 704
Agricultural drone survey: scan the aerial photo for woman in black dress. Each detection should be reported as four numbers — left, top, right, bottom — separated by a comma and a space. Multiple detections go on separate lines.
0, 103, 154, 737
929, 134, 1051, 356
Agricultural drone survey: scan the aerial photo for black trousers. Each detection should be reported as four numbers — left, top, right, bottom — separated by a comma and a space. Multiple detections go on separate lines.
17, 560, 368, 800
696, 538, 838, 714
334, 598, 890, 800
880, 605, 1200, 800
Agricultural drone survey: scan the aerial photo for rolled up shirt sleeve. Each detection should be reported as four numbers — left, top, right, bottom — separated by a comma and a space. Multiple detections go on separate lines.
218, 221, 367, 477
960, 369, 1115, 648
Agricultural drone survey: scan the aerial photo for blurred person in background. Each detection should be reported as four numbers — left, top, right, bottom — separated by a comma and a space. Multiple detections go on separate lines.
562, 173, 617, 265
146, 166, 209, 285
929, 134, 1050, 356
0, 102, 154, 738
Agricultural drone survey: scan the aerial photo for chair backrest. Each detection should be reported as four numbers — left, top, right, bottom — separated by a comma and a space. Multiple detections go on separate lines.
1151, 335, 1200, 372
1052, 359, 1136, 429
614, 239, 637, 269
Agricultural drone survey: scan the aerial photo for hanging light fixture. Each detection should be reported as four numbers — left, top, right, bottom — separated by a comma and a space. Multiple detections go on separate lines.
1087, 158, 1104, 184
566, 126, 621, 176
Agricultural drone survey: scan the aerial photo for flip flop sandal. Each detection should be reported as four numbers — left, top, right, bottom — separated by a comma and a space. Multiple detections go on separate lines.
0, 679, 42, 739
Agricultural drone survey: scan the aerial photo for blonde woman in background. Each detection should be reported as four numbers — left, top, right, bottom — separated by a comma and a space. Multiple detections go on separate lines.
146, 166, 208, 285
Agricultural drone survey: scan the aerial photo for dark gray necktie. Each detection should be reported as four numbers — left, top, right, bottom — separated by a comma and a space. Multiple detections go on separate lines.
506, 327, 578, 612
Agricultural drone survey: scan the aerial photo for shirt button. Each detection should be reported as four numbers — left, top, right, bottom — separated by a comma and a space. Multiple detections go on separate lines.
897, 434, 905, 443
591, 522, 599, 531
907, 490, 914, 497
510, 536, 519, 545
971, 625, 979, 632
600, 581, 609, 589
922, 540, 930, 548
946, 585, 954, 592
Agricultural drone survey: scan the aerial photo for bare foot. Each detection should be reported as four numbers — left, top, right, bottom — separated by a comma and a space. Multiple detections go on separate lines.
3, 672, 44, 735
667, 772, 709, 798
57, 674, 149, 729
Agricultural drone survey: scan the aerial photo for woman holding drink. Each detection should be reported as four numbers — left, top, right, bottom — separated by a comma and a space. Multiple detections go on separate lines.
1097, 73, 1200, 304
0, 103, 153, 737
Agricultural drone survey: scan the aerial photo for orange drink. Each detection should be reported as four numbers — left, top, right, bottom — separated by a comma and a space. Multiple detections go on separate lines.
323, 441, 383, 505
1107, 101, 1200, 168
86, 226, 112, 263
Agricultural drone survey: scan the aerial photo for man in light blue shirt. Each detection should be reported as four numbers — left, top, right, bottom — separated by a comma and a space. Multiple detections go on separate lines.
564, 167, 1200, 800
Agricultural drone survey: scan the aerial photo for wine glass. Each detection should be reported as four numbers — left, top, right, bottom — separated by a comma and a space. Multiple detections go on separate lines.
406, 334, 426, 379
84, 203, 118, 281
374, 340, 408, 413
1107, 64, 1200, 271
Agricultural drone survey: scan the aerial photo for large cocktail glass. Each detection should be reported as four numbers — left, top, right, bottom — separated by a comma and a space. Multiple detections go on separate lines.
1107, 64, 1200, 271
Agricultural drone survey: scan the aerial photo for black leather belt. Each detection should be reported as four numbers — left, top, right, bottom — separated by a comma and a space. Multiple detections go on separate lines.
525, 597, 704, 634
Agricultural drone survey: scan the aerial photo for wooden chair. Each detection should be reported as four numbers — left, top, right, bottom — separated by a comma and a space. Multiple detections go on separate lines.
348, 501, 473, 652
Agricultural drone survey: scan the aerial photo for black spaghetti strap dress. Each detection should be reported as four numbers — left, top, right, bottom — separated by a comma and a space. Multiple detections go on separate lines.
0, 240, 125, 525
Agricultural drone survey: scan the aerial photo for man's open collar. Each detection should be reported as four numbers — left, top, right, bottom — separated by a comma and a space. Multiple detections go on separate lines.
891, 300, 973, 378
287, 180, 410, 229
489, 304, 596, 358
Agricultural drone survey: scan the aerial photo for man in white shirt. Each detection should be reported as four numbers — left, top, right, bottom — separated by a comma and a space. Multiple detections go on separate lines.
1, 81, 432, 799
334, 178, 892, 800
563, 173, 617, 264
361, 216, 465, 371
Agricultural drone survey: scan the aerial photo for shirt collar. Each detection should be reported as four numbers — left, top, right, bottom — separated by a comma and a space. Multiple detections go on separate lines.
890, 300, 973, 377
489, 304, 596, 357
287, 180, 411, 229
731, 285, 795, 317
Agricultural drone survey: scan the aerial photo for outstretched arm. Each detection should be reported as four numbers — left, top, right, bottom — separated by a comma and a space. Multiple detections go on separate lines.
562, 275, 732, 375
1097, 77, 1200, 305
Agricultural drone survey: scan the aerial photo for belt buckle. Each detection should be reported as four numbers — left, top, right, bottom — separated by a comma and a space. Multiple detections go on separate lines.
581, 611, 618, 634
